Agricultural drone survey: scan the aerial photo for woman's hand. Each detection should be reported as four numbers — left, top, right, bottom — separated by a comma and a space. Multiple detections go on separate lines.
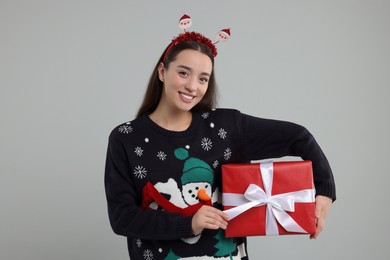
310, 195, 333, 239
192, 205, 229, 236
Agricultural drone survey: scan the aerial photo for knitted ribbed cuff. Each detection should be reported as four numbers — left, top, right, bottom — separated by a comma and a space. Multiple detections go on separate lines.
176, 215, 194, 238
315, 181, 336, 202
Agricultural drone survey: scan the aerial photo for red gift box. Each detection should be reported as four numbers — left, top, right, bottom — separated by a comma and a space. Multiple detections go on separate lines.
222, 161, 316, 237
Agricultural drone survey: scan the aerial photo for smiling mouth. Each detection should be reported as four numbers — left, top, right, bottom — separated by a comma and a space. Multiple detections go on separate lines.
179, 92, 195, 100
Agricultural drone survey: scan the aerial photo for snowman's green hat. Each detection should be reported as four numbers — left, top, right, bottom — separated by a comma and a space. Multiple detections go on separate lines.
174, 148, 214, 185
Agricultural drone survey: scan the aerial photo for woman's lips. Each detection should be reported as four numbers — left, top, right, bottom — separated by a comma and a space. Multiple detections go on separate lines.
179, 92, 195, 103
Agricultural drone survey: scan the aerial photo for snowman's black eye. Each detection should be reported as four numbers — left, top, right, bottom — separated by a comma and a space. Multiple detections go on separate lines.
195, 187, 199, 190
191, 194, 196, 198
188, 190, 192, 194
205, 185, 208, 188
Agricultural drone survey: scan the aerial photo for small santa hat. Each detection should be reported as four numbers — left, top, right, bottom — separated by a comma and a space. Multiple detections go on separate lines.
174, 148, 214, 185
220, 28, 231, 37
179, 12, 191, 22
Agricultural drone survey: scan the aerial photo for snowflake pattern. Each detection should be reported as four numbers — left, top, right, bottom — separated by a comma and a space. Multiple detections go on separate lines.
134, 146, 143, 157
143, 249, 153, 260
134, 166, 147, 179
201, 112, 210, 119
136, 239, 142, 248
118, 123, 132, 134
157, 151, 167, 161
201, 137, 212, 151
218, 128, 227, 139
224, 148, 232, 160
213, 160, 219, 168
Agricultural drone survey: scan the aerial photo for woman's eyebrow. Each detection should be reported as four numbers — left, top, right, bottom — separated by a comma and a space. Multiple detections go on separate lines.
177, 65, 192, 71
177, 65, 210, 77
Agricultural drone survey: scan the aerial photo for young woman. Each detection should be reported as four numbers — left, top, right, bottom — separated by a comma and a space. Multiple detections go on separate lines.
105, 27, 336, 259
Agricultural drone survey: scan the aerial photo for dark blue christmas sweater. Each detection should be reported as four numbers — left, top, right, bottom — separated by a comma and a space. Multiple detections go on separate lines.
104, 108, 336, 259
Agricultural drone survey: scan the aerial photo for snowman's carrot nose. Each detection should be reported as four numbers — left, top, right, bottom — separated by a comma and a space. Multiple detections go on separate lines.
197, 188, 211, 202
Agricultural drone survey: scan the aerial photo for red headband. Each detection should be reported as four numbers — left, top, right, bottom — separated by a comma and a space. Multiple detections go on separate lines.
163, 12, 230, 62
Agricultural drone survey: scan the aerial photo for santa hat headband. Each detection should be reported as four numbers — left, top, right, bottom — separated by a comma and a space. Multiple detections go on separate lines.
163, 12, 230, 62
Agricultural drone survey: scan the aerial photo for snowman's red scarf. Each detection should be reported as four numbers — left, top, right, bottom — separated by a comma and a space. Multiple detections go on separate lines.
142, 181, 212, 216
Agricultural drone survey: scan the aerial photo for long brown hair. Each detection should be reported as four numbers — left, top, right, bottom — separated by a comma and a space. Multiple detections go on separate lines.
136, 41, 218, 118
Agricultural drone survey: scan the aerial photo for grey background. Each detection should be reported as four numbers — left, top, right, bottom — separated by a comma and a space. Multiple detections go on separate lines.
1, 0, 389, 259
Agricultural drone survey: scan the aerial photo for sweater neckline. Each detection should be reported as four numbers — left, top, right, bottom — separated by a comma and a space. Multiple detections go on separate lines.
142, 111, 200, 137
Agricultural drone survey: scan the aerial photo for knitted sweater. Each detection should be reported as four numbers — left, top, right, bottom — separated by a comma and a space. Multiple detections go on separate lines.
104, 108, 336, 259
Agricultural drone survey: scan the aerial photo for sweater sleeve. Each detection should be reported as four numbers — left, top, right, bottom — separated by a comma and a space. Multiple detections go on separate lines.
237, 112, 336, 201
104, 129, 194, 240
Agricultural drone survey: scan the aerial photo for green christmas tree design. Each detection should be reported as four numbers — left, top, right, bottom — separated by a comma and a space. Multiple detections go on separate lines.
164, 249, 180, 260
214, 230, 236, 258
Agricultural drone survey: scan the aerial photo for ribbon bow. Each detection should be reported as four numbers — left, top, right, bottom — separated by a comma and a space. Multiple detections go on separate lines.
223, 161, 315, 235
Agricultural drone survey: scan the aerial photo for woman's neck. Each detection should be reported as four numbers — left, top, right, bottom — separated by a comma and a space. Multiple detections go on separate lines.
149, 108, 193, 132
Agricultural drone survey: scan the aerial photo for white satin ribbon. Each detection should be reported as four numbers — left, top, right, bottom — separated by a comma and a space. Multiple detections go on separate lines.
223, 161, 315, 235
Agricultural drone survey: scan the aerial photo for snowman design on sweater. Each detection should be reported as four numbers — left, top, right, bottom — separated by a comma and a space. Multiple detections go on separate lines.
150, 148, 220, 244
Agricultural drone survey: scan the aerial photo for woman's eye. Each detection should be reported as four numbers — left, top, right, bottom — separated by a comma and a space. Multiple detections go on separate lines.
200, 77, 209, 83
179, 71, 189, 77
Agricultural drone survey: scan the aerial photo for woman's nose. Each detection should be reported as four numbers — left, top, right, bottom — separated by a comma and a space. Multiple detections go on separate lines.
184, 78, 197, 92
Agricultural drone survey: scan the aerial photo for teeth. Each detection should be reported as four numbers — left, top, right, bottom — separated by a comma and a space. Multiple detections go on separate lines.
180, 93, 194, 100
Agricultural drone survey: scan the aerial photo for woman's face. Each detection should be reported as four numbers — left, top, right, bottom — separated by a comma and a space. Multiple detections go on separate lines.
158, 49, 212, 113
